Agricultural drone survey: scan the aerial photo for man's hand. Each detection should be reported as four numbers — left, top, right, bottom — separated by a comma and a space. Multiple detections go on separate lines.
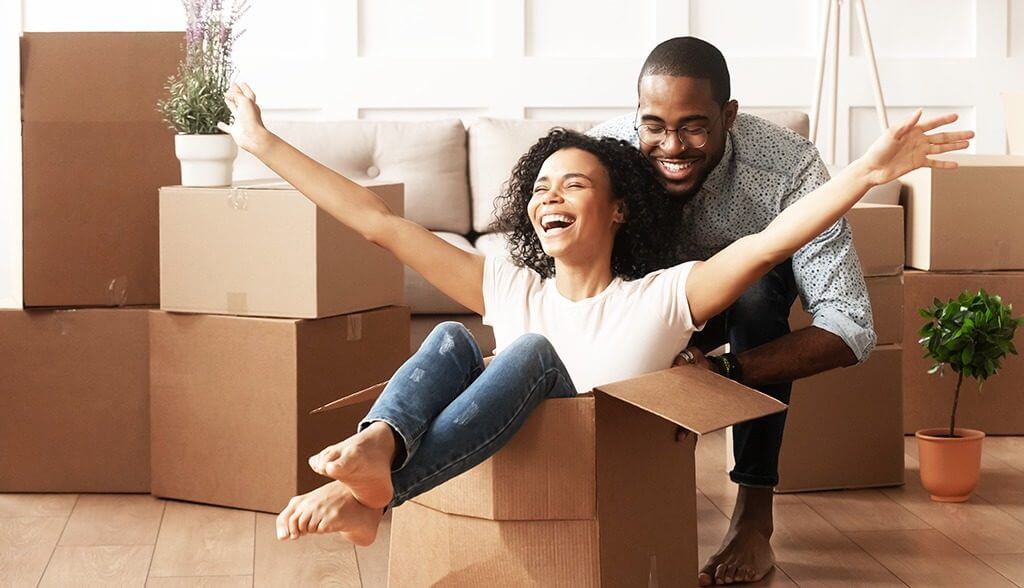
858, 110, 973, 186
673, 346, 714, 371
217, 82, 272, 155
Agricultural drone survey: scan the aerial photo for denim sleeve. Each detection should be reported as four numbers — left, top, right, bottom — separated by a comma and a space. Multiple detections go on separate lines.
784, 147, 877, 362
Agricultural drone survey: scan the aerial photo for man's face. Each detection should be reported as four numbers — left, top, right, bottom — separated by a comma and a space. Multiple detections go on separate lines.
637, 75, 737, 200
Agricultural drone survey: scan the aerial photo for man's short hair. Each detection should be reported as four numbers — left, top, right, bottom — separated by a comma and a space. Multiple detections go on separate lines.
639, 37, 731, 105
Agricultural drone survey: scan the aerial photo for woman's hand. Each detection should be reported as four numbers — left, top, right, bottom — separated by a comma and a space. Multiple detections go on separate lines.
858, 110, 974, 186
217, 82, 272, 154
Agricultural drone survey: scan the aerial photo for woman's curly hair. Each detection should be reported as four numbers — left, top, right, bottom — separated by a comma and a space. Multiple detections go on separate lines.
490, 128, 683, 280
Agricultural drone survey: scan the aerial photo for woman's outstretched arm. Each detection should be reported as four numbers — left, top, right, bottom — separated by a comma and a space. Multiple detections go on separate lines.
219, 83, 485, 314
685, 110, 973, 327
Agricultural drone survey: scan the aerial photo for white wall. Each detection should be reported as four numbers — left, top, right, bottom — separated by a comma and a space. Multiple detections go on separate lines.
2, 0, 1022, 306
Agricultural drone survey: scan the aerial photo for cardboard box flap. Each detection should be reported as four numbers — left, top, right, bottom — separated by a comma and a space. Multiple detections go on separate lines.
310, 381, 388, 414
593, 366, 786, 435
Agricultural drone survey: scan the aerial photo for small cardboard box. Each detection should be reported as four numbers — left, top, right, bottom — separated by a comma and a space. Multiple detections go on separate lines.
316, 366, 785, 585
21, 32, 182, 307
149, 306, 410, 513
790, 274, 904, 345
846, 203, 904, 277
900, 155, 1024, 271
159, 180, 405, 319
776, 344, 904, 492
903, 270, 1024, 434
0, 308, 151, 492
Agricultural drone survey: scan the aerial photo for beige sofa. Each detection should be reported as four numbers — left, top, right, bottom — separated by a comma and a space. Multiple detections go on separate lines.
233, 111, 898, 354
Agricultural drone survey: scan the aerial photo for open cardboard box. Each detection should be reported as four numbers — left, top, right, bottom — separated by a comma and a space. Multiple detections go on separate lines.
159, 180, 405, 319
314, 364, 785, 585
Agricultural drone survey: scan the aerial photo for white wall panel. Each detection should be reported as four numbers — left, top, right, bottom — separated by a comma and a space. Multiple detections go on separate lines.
358, 0, 490, 58
691, 0, 820, 57
22, 0, 181, 31
1, 0, 21, 308
525, 107, 632, 121
851, 0, 976, 58
1012, 0, 1024, 57
849, 106, 976, 160
525, 0, 655, 57
358, 107, 484, 123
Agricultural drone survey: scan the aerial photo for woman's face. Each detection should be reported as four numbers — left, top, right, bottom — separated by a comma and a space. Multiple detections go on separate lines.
527, 147, 624, 262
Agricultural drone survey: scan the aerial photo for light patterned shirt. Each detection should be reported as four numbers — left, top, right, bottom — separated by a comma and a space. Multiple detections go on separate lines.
589, 112, 876, 361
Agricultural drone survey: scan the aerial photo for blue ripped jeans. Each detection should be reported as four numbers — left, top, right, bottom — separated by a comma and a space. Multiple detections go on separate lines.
359, 322, 577, 508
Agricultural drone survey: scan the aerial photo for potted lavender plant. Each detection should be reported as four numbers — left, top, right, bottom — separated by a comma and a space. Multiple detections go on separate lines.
158, 0, 249, 186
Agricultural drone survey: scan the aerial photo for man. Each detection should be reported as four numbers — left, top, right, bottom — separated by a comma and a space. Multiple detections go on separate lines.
590, 37, 875, 585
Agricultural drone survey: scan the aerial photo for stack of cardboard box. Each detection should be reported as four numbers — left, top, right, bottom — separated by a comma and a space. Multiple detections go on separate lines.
1, 33, 182, 493
899, 155, 1024, 434
150, 180, 410, 513
777, 202, 907, 492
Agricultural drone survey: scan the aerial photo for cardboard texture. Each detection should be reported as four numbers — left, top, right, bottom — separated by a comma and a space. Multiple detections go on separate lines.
21, 32, 182, 306
790, 274, 904, 345
900, 155, 1024, 271
846, 203, 904, 277
777, 345, 904, 493
149, 306, 410, 513
318, 366, 785, 585
903, 271, 1024, 434
0, 308, 151, 492
159, 180, 405, 319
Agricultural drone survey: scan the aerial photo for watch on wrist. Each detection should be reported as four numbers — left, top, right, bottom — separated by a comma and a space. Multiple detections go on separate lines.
709, 352, 744, 383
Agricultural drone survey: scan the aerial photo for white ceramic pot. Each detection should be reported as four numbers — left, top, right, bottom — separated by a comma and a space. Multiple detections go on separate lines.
174, 134, 238, 187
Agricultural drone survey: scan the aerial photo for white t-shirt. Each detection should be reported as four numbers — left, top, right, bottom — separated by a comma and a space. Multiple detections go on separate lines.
481, 256, 705, 394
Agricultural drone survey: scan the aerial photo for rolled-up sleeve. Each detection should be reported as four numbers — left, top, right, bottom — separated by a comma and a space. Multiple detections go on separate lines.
785, 148, 877, 362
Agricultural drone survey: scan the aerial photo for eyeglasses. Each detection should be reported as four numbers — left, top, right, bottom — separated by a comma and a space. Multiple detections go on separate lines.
634, 108, 724, 149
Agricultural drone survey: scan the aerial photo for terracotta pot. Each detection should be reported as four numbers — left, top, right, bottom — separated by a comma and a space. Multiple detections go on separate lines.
915, 427, 985, 502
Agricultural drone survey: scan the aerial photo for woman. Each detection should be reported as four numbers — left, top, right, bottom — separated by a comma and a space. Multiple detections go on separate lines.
216, 83, 970, 548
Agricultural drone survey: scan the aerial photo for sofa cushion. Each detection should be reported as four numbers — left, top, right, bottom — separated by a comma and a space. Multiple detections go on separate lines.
743, 109, 810, 139
404, 232, 477, 314
233, 120, 472, 234
469, 118, 596, 233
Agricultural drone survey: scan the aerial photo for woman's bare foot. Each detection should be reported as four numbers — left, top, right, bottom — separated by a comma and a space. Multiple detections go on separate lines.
275, 480, 384, 546
307, 422, 396, 509
698, 485, 776, 586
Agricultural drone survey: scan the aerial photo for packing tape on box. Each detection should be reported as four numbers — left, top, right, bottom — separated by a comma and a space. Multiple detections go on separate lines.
226, 292, 248, 314
227, 188, 248, 211
347, 314, 363, 342
106, 276, 129, 307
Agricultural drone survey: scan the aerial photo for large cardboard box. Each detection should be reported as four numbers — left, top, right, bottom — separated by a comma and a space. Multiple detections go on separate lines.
790, 274, 904, 345
159, 181, 405, 318
149, 306, 410, 513
21, 32, 182, 306
777, 345, 904, 492
846, 203, 904, 277
903, 271, 1024, 434
900, 155, 1024, 271
317, 367, 785, 585
0, 308, 151, 492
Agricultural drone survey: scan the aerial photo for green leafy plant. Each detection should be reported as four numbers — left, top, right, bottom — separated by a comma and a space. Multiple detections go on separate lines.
158, 0, 249, 134
918, 290, 1021, 437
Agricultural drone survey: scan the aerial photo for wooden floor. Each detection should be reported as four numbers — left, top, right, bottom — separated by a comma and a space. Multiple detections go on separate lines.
3, 433, 1023, 587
